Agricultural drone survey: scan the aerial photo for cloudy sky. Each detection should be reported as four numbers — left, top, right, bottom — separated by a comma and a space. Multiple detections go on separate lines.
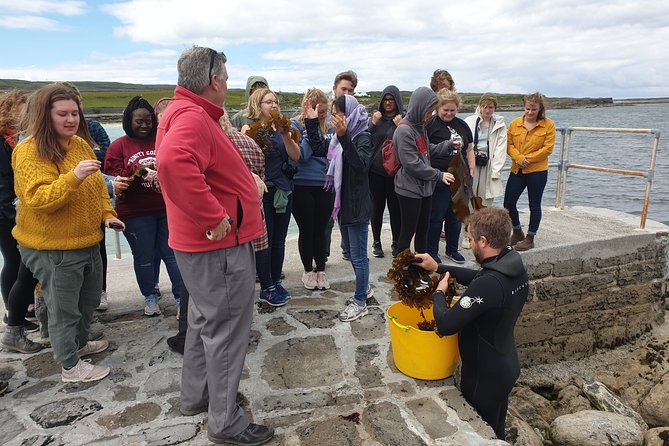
1, 0, 668, 99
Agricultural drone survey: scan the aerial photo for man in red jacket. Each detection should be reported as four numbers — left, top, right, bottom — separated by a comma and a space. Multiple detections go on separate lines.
156, 46, 272, 446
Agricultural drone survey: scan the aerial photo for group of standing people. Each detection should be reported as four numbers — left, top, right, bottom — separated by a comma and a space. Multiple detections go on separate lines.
0, 46, 557, 444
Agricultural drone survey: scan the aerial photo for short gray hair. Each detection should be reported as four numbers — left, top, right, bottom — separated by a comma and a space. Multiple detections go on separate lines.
177, 46, 227, 94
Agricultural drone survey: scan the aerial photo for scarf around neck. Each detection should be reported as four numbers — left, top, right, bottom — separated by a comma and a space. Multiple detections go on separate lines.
324, 95, 368, 219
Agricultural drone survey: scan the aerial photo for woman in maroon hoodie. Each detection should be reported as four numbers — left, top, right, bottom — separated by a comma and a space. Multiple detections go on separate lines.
105, 96, 181, 317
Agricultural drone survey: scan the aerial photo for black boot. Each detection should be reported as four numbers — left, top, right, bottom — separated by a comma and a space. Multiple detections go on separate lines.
167, 281, 189, 355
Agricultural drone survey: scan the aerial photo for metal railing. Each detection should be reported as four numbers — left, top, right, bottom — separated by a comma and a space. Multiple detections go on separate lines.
554, 127, 661, 229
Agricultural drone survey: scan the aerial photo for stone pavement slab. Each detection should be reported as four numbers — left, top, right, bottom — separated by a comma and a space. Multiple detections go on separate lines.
1, 205, 664, 445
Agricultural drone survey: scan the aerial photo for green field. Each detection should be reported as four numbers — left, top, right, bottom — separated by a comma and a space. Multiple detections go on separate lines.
0, 78, 612, 117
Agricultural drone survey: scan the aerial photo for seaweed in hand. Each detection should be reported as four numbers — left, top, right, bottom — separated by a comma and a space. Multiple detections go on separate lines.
387, 249, 439, 311
116, 164, 150, 200
245, 111, 300, 156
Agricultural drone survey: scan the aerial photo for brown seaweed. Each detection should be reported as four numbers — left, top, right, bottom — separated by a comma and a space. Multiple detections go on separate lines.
244, 110, 300, 156
447, 153, 486, 221
387, 249, 460, 331
116, 164, 150, 200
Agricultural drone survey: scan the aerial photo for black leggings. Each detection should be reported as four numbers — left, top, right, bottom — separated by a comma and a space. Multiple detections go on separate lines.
0, 223, 38, 326
292, 185, 334, 272
99, 230, 107, 291
0, 223, 20, 307
369, 172, 400, 245
460, 368, 515, 440
396, 195, 432, 254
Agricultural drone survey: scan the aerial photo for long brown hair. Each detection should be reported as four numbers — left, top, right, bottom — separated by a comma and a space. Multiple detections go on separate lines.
524, 92, 547, 121
24, 83, 88, 163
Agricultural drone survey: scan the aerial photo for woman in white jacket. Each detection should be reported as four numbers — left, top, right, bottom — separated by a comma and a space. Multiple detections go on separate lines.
465, 94, 508, 207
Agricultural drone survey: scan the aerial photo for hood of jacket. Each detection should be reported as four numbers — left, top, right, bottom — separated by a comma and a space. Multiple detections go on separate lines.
377, 85, 404, 116
482, 246, 526, 280
468, 107, 506, 133
404, 87, 438, 127
245, 75, 268, 100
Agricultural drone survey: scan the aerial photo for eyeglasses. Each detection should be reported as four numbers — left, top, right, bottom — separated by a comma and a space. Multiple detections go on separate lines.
261, 99, 279, 105
207, 48, 227, 79
383, 97, 395, 103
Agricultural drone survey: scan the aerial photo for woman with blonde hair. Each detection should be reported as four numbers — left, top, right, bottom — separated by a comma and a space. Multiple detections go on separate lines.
503, 92, 556, 251
426, 89, 474, 264
12, 84, 124, 382
242, 88, 300, 306
290, 88, 334, 290
465, 93, 508, 208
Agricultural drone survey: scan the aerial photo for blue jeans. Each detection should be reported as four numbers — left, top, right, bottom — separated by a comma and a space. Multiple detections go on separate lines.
503, 170, 548, 235
427, 181, 461, 263
123, 213, 181, 303
341, 223, 369, 306
256, 187, 293, 290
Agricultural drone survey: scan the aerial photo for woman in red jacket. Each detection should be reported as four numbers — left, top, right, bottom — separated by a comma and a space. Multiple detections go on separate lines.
105, 96, 182, 316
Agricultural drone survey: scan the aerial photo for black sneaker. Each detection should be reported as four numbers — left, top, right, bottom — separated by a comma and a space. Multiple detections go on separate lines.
208, 423, 274, 445
167, 334, 185, 355
25, 309, 37, 321
372, 241, 384, 258
391, 242, 398, 258
445, 251, 466, 264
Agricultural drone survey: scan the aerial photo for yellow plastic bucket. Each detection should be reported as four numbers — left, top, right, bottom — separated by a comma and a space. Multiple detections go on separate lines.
387, 302, 460, 380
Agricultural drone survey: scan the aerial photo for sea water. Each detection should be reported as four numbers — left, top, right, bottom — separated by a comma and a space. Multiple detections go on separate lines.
101, 103, 669, 256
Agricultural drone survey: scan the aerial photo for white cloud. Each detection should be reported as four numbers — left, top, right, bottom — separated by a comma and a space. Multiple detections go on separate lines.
95, 0, 669, 98
0, 50, 179, 84
0, 15, 67, 31
0, 0, 86, 16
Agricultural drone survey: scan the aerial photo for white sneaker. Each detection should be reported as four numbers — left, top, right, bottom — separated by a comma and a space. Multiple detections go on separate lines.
144, 300, 161, 317
346, 286, 374, 305
62, 359, 110, 383
339, 302, 369, 322
97, 291, 108, 311
77, 340, 109, 357
302, 271, 317, 290
316, 271, 330, 290
176, 306, 180, 321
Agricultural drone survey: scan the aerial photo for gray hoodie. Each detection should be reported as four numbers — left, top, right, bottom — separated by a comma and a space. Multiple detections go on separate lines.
392, 87, 444, 199
231, 75, 269, 130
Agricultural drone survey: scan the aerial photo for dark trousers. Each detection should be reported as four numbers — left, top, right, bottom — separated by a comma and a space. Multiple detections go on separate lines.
256, 187, 293, 289
503, 170, 548, 235
0, 223, 37, 325
292, 185, 333, 272
427, 181, 461, 262
397, 195, 432, 254
369, 172, 400, 245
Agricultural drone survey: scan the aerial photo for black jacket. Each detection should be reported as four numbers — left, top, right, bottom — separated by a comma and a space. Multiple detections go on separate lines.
339, 130, 373, 227
0, 137, 17, 224
369, 85, 405, 176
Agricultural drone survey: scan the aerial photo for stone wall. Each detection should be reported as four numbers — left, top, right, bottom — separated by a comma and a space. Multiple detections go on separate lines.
516, 231, 668, 366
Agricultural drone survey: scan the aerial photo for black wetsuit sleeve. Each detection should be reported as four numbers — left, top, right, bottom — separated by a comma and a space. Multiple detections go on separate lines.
432, 274, 500, 336
436, 263, 478, 285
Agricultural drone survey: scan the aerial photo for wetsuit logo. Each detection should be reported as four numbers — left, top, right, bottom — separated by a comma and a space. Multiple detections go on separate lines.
459, 296, 483, 309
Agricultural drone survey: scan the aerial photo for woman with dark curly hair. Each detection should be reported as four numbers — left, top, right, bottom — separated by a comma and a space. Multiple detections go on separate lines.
105, 96, 182, 316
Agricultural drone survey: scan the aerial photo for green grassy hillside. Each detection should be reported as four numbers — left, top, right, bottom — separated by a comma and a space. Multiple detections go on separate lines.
1, 79, 613, 117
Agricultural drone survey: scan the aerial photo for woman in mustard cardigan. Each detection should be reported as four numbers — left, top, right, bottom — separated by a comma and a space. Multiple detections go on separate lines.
12, 84, 124, 383
503, 92, 556, 251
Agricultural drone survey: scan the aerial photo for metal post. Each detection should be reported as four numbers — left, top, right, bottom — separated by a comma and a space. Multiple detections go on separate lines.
114, 230, 122, 260
639, 131, 660, 230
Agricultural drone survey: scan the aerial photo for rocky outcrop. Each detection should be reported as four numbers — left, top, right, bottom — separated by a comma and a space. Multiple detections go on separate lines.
582, 381, 648, 429
639, 373, 669, 427
550, 410, 644, 446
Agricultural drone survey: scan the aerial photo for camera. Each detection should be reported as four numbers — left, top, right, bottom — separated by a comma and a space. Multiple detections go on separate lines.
281, 161, 298, 179
474, 150, 489, 167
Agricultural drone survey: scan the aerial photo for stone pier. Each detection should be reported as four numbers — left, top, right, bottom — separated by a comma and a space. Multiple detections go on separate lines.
0, 206, 666, 445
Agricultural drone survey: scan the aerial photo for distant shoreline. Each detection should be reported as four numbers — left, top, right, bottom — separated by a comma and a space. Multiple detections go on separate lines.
89, 98, 667, 123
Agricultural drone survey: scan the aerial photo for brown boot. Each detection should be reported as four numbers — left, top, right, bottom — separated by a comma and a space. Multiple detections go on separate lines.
510, 228, 525, 246
515, 235, 534, 251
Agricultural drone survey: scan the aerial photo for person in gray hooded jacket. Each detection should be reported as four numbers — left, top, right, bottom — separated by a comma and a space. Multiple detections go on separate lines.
231, 75, 268, 130
393, 86, 455, 254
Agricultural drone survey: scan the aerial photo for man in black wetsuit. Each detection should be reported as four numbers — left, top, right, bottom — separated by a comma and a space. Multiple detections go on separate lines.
414, 207, 528, 440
